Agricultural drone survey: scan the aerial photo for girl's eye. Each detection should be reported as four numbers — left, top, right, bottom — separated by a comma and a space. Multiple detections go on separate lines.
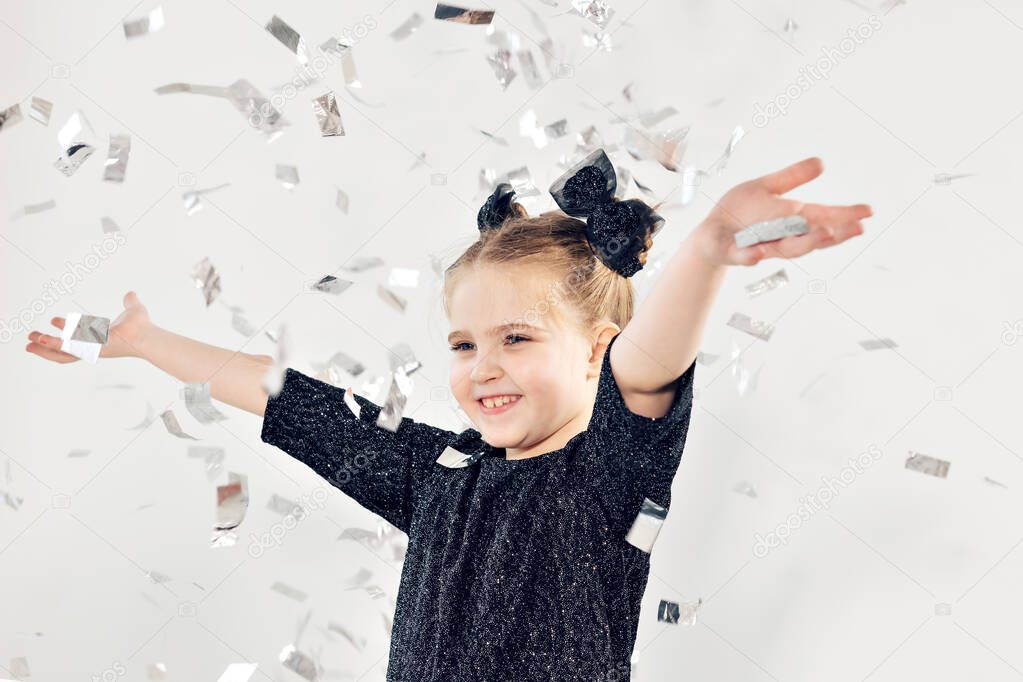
448, 335, 529, 352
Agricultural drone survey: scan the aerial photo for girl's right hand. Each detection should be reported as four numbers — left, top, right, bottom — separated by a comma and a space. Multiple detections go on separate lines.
25, 290, 153, 363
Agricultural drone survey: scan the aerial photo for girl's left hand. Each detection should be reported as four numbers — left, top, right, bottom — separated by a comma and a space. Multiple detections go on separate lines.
691, 156, 874, 267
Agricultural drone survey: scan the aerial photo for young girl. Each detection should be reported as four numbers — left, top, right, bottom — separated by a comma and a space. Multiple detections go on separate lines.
25, 151, 871, 681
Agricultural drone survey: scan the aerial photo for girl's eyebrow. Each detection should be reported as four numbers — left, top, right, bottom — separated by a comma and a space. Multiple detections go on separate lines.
447, 323, 544, 343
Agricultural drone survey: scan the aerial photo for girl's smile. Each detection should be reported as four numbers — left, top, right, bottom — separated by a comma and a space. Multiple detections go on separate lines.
478, 394, 522, 415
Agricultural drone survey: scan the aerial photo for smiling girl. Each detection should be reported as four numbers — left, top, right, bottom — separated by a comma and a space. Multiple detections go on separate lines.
26, 151, 871, 681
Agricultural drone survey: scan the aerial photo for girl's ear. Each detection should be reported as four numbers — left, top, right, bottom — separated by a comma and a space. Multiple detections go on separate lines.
587, 323, 620, 377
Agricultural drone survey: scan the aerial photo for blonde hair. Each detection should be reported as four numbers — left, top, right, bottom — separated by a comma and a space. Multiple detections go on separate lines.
441, 207, 656, 338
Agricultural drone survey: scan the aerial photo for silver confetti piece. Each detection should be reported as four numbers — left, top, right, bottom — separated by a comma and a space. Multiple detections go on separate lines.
983, 476, 1008, 489
706, 125, 745, 175
160, 410, 199, 440
734, 215, 809, 248
657, 599, 680, 623
389, 343, 421, 376
312, 91, 344, 136
436, 445, 484, 468
268, 493, 304, 517
387, 268, 420, 288
30, 97, 52, 125
211, 472, 249, 547
745, 269, 789, 298
341, 256, 384, 272
191, 256, 222, 306
54, 143, 95, 176
340, 48, 362, 89
335, 188, 350, 213
487, 49, 517, 89
733, 481, 758, 498
434, 3, 495, 24
696, 351, 719, 366
182, 182, 230, 216
145, 569, 172, 584
571, 0, 615, 27
517, 50, 543, 89
70, 314, 110, 343
327, 621, 367, 651
271, 581, 308, 602
311, 275, 353, 294
390, 13, 424, 40
312, 351, 365, 379
626, 497, 667, 553
100, 216, 121, 233
0, 103, 22, 132
265, 15, 308, 64
67, 449, 91, 458
16, 199, 57, 217
905, 451, 950, 479
495, 165, 540, 198
1, 459, 24, 511
678, 599, 702, 626
103, 133, 131, 182
262, 324, 291, 397
279, 644, 319, 681
154, 82, 228, 97
727, 312, 774, 341
59, 312, 105, 363
639, 106, 679, 128
680, 167, 707, 206
859, 338, 898, 350
123, 6, 165, 38
377, 285, 408, 313
933, 172, 975, 185
276, 163, 300, 189
188, 445, 225, 479
217, 663, 258, 681
183, 382, 228, 424
375, 368, 412, 432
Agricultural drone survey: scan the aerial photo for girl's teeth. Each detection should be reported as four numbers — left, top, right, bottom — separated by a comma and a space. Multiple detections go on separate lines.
482, 395, 519, 408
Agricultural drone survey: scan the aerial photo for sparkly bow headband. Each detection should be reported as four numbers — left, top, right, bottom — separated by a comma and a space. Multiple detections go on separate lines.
476, 149, 664, 278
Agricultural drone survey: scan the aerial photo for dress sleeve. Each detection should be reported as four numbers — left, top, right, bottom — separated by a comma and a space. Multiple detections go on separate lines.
260, 368, 458, 534
581, 332, 697, 539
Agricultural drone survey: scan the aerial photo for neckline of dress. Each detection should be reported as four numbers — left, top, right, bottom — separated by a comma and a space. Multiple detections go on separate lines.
478, 430, 587, 465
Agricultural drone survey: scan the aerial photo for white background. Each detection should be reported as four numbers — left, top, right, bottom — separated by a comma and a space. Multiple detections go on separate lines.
2, 0, 1022, 680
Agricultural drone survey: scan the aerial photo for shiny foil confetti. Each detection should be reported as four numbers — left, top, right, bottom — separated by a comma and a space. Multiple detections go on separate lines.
191, 256, 222, 306
377, 285, 408, 313
101, 216, 121, 233
389, 343, 422, 375
17, 199, 57, 217
54, 143, 95, 176
279, 644, 319, 681
182, 182, 230, 216
183, 382, 227, 424
727, 312, 774, 342
436, 445, 485, 468
735, 215, 809, 248
335, 187, 350, 212
211, 472, 249, 547
123, 6, 165, 38
271, 581, 308, 602
390, 12, 423, 40
341, 256, 384, 272
680, 167, 707, 206
707, 125, 746, 175
933, 172, 975, 185
375, 368, 412, 432
103, 133, 131, 182
2, 459, 24, 510
262, 324, 291, 397
67, 449, 91, 458
571, 0, 615, 27
30, 97, 52, 125
733, 481, 758, 498
859, 338, 898, 350
312, 91, 344, 136
517, 51, 543, 88
905, 451, 950, 478
188, 445, 225, 480
340, 48, 362, 88
657, 599, 680, 624
696, 351, 719, 366
268, 493, 304, 517
276, 163, 300, 189
639, 106, 679, 128
0, 103, 23, 132
745, 269, 789, 298
216, 663, 258, 682
434, 3, 496, 24
265, 15, 308, 64
58, 312, 108, 363
160, 409, 199, 440
487, 49, 517, 89
626, 498, 667, 553
311, 275, 353, 294
387, 268, 420, 288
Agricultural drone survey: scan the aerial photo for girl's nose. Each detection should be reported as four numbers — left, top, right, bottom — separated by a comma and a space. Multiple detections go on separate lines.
469, 352, 502, 383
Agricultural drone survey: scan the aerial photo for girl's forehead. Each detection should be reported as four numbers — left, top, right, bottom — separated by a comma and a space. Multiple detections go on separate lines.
449, 266, 570, 328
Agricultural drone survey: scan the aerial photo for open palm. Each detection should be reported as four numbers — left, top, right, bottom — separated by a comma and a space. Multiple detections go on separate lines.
693, 157, 874, 267
25, 291, 151, 363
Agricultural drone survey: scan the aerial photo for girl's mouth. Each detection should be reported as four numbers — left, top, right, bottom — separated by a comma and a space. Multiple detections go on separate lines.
478, 395, 522, 415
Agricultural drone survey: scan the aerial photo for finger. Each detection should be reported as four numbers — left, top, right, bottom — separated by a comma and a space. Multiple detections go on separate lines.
758, 157, 824, 195
801, 202, 873, 225
51, 316, 66, 330
124, 290, 140, 307
25, 341, 80, 364
28, 331, 63, 346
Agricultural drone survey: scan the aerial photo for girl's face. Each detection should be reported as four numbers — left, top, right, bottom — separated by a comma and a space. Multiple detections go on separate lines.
446, 264, 602, 458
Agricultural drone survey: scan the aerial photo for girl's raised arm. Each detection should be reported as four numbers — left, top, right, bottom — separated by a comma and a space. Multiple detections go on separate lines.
25, 291, 275, 417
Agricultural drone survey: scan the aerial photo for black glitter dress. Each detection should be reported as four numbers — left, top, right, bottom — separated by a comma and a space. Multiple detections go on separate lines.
261, 332, 696, 681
